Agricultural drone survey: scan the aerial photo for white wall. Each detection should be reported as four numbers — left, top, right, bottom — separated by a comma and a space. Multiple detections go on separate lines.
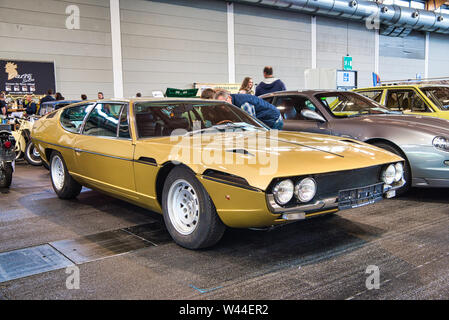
428, 33, 449, 78
1, 0, 449, 97
316, 16, 376, 88
233, 3, 311, 90
119, 0, 229, 97
0, 0, 114, 100
379, 31, 426, 81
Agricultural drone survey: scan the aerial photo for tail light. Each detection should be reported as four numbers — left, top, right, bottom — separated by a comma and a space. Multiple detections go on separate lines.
4, 141, 12, 149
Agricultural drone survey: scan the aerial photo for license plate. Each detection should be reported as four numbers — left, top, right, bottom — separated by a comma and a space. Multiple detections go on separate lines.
338, 183, 383, 211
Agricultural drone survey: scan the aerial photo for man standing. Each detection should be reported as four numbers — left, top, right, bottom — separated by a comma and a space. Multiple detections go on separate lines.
255, 66, 286, 97
214, 91, 283, 130
98, 92, 104, 99
0, 93, 7, 117
24, 95, 37, 115
40, 89, 55, 105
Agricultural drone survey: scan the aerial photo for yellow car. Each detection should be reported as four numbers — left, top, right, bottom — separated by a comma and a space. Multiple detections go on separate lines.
354, 85, 449, 120
32, 98, 404, 249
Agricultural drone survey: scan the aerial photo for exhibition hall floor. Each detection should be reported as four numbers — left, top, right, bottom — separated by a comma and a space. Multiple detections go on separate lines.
0, 163, 448, 300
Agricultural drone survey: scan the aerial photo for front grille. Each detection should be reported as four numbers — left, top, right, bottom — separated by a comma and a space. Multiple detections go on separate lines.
268, 165, 384, 208
313, 165, 382, 199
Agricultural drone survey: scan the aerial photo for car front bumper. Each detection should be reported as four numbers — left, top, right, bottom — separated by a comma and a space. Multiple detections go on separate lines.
403, 145, 449, 188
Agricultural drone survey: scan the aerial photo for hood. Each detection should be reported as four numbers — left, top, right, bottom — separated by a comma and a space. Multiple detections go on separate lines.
145, 130, 402, 190
354, 114, 449, 137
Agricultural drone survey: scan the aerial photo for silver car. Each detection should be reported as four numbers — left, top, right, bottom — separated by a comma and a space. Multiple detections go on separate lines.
261, 90, 449, 193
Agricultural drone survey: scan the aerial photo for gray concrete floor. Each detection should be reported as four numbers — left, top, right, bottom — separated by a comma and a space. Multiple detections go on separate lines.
0, 162, 448, 300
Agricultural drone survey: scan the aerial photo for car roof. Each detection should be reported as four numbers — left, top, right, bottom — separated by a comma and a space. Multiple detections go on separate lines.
41, 100, 81, 105
260, 90, 357, 97
60, 97, 227, 107
356, 84, 449, 90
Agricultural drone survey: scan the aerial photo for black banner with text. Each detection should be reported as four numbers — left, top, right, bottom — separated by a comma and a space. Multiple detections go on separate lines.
0, 59, 55, 95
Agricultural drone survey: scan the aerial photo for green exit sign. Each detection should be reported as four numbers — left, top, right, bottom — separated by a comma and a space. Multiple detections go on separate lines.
343, 56, 353, 70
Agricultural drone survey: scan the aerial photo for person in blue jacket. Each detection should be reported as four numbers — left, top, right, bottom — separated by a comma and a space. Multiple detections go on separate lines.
255, 66, 286, 97
214, 90, 283, 130
24, 95, 37, 115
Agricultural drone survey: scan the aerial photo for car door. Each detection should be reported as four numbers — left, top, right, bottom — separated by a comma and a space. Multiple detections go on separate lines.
74, 102, 136, 199
272, 95, 331, 134
384, 89, 434, 117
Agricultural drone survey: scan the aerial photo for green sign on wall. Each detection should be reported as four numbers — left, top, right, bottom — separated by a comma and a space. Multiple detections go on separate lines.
343, 56, 353, 70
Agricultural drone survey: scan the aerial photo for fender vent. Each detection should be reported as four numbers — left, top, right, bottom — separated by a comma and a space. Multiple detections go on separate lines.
226, 149, 255, 156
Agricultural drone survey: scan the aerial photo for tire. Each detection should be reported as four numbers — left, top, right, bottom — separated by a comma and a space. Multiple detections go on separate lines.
0, 162, 13, 188
24, 141, 43, 166
162, 166, 226, 249
372, 142, 411, 195
49, 151, 82, 199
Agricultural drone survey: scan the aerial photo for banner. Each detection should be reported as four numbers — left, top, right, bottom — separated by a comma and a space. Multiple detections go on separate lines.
194, 83, 241, 95
0, 59, 56, 95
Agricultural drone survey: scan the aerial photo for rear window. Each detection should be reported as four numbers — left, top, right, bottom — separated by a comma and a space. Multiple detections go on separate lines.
60, 103, 94, 133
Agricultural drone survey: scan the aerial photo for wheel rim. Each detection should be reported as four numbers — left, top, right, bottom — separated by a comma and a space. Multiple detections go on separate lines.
167, 179, 200, 235
28, 144, 42, 163
51, 156, 65, 191
32, 146, 40, 158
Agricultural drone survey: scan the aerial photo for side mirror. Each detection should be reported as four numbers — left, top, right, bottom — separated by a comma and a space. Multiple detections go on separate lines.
301, 109, 326, 122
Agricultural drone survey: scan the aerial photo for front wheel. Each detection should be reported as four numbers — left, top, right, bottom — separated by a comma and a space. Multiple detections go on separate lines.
24, 141, 43, 166
50, 151, 82, 199
162, 166, 226, 249
0, 162, 13, 188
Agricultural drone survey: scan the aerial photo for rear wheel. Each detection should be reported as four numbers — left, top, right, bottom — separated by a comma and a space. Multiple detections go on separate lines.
162, 166, 226, 249
50, 151, 82, 199
0, 162, 13, 188
372, 142, 411, 195
24, 141, 43, 166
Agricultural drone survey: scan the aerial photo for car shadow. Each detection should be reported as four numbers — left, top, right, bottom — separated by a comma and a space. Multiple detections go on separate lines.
393, 187, 449, 204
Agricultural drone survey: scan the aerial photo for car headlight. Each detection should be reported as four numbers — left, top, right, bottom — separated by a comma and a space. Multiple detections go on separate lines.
273, 179, 294, 205
381, 164, 396, 185
433, 136, 449, 152
295, 178, 317, 203
394, 162, 404, 182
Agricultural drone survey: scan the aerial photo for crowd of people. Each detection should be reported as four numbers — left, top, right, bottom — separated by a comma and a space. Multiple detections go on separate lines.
200, 66, 286, 129
2, 65, 286, 129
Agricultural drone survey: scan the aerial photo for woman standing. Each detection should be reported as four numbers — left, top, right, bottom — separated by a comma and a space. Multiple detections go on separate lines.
238, 77, 254, 95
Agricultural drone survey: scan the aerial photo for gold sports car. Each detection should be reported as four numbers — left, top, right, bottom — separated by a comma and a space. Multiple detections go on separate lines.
32, 98, 405, 249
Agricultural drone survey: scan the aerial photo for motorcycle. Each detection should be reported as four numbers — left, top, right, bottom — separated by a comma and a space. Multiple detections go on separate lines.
0, 124, 16, 188
11, 116, 43, 166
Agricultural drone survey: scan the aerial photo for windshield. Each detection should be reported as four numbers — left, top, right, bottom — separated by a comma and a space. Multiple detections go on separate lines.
133, 101, 268, 138
421, 87, 449, 111
316, 92, 394, 118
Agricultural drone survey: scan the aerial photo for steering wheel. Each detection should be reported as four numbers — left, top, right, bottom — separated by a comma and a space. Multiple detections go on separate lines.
216, 120, 233, 125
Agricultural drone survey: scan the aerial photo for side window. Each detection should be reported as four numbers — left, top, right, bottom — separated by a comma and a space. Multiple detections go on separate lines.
275, 97, 299, 120
83, 103, 123, 137
263, 96, 274, 104
358, 90, 383, 103
275, 96, 321, 120
60, 103, 94, 133
386, 90, 430, 112
118, 105, 131, 139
